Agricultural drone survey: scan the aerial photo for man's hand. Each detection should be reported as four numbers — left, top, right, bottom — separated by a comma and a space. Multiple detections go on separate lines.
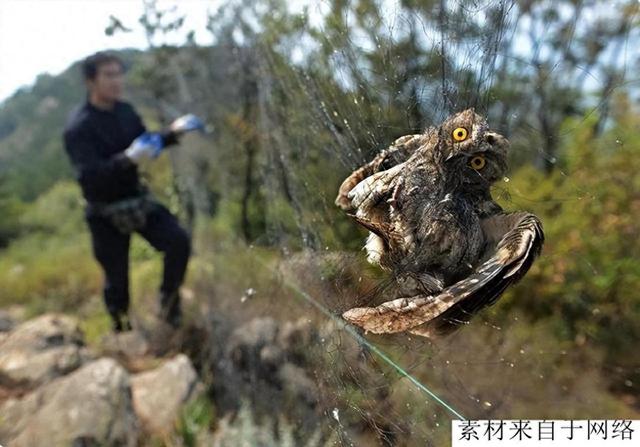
124, 132, 164, 163
169, 114, 205, 135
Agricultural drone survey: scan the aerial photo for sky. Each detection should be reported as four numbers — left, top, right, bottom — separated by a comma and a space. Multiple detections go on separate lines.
1, 0, 634, 106
0, 0, 218, 104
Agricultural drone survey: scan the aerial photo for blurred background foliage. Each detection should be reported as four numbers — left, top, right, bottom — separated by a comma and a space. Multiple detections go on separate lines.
0, 0, 638, 443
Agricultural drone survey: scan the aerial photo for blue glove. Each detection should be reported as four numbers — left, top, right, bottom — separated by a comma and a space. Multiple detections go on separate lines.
124, 132, 164, 163
170, 114, 205, 134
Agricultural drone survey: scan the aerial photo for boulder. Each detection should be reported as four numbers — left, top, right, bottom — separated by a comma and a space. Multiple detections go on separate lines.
278, 362, 318, 405
98, 329, 157, 372
0, 313, 90, 389
100, 330, 150, 359
0, 310, 15, 332
131, 353, 203, 435
220, 316, 320, 424
227, 317, 278, 355
226, 317, 279, 376
278, 317, 318, 359
0, 357, 138, 447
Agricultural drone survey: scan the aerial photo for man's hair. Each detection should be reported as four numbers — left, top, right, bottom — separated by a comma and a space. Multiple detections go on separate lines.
82, 52, 124, 80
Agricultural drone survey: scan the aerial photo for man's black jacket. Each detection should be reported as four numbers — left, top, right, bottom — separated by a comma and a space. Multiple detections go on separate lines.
63, 100, 176, 205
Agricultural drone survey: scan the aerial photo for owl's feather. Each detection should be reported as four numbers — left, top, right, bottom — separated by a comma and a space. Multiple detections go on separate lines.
335, 134, 429, 211
341, 212, 543, 334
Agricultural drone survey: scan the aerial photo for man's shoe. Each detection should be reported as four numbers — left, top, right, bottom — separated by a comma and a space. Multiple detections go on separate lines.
111, 312, 132, 333
159, 290, 182, 329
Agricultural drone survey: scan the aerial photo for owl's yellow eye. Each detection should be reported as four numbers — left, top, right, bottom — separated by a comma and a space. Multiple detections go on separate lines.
469, 155, 486, 170
452, 127, 468, 142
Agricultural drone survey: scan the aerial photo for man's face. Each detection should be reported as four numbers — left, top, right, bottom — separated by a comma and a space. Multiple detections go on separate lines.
87, 61, 124, 102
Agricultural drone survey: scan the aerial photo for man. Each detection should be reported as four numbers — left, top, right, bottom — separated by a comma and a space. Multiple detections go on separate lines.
63, 51, 191, 332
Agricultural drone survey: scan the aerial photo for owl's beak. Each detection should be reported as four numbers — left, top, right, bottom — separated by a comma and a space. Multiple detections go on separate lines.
486, 131, 506, 141
485, 131, 509, 150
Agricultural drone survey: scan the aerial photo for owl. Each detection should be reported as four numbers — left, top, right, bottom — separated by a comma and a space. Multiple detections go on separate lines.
335, 109, 544, 338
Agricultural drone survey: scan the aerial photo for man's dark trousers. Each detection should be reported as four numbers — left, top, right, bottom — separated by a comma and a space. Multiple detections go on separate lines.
87, 204, 191, 318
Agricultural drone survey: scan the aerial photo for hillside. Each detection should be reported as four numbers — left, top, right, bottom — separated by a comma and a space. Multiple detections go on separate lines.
0, 3, 639, 444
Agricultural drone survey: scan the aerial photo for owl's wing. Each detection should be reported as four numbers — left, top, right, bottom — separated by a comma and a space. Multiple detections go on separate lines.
342, 212, 544, 335
336, 134, 427, 210
348, 163, 404, 212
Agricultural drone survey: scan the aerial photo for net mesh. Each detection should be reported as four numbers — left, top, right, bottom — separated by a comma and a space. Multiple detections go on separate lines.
139, 0, 639, 444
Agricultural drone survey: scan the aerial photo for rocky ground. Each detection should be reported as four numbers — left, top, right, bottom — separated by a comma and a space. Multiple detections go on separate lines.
0, 250, 432, 447
0, 312, 204, 446
0, 307, 368, 446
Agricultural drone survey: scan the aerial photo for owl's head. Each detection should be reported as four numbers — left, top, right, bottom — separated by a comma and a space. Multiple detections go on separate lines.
437, 109, 508, 186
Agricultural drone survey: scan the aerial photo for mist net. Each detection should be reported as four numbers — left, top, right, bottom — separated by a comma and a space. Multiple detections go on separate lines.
159, 0, 639, 445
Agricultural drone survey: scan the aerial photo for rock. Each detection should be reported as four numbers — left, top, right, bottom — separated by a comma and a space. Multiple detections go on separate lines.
278, 317, 318, 359
259, 344, 284, 369
101, 329, 150, 355
228, 317, 278, 354
278, 362, 318, 405
131, 354, 203, 435
0, 358, 138, 447
99, 330, 152, 371
0, 313, 91, 389
220, 316, 320, 419
0, 310, 15, 332
101, 330, 150, 358
4, 304, 27, 324
226, 317, 279, 374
